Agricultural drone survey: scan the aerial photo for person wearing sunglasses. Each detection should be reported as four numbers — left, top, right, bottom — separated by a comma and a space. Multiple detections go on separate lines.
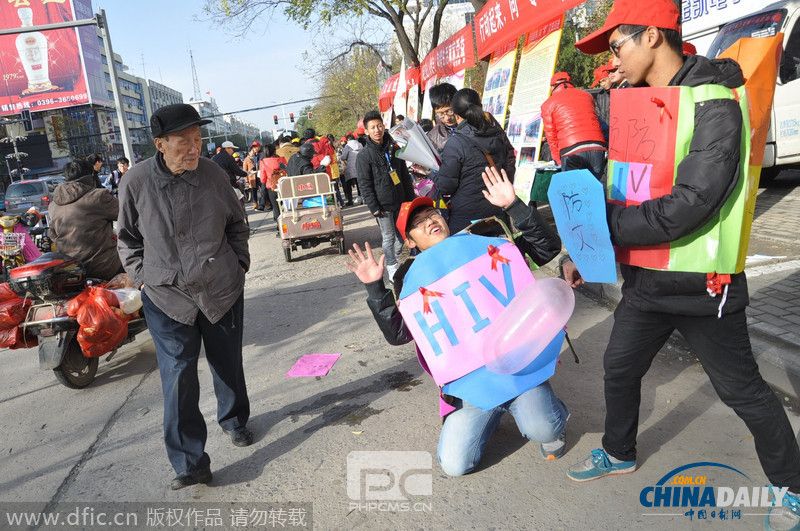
567, 2, 800, 527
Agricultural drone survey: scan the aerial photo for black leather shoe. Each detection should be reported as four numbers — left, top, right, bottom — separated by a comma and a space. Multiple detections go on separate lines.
225, 426, 253, 447
170, 467, 212, 490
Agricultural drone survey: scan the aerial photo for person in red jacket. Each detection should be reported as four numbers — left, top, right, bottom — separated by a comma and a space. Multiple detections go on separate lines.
258, 143, 287, 231
540, 72, 607, 179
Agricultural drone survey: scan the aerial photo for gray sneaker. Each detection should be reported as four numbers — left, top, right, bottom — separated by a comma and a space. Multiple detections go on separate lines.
539, 431, 566, 461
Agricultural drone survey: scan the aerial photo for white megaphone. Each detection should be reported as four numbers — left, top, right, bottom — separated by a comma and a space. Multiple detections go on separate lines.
390, 118, 441, 171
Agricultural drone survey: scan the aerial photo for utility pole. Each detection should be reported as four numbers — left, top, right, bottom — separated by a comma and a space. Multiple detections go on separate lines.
97, 10, 134, 163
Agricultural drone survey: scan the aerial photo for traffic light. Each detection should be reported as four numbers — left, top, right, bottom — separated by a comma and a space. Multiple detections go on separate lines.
273, 114, 278, 125
20, 109, 32, 132
289, 112, 295, 123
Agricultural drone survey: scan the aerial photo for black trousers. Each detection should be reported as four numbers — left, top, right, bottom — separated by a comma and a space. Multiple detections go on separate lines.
561, 148, 607, 180
142, 291, 249, 475
342, 179, 359, 204
602, 299, 800, 491
266, 188, 280, 223
256, 180, 267, 210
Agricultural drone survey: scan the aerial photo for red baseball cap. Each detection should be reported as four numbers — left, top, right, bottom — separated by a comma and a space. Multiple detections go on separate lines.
550, 72, 572, 87
396, 197, 435, 240
590, 64, 614, 88
575, 0, 681, 55
682, 41, 697, 55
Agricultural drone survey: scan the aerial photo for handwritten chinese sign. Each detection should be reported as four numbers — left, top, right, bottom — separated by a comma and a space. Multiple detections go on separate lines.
547, 170, 616, 283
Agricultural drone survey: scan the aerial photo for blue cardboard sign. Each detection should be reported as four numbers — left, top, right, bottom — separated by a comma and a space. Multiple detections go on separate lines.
547, 169, 617, 283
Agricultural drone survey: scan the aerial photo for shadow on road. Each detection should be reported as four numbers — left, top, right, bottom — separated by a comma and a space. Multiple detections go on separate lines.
211, 358, 424, 487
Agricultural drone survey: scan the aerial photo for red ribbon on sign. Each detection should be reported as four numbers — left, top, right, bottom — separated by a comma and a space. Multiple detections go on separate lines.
650, 97, 673, 122
487, 245, 510, 271
419, 287, 445, 314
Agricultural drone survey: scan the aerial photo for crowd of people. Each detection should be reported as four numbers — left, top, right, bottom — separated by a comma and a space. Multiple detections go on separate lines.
10, 2, 798, 526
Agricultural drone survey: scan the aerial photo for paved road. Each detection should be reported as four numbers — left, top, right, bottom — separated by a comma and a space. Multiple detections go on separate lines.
0, 204, 797, 530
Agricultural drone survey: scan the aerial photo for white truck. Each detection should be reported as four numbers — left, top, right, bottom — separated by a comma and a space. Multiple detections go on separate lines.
683, 0, 800, 179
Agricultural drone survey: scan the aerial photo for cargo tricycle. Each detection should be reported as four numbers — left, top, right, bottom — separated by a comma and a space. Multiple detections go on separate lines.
277, 173, 345, 262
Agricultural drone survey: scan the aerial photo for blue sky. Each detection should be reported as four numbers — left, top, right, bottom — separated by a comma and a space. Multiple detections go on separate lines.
100, 0, 335, 132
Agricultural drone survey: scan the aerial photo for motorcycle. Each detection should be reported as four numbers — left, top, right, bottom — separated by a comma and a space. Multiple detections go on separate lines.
8, 253, 148, 389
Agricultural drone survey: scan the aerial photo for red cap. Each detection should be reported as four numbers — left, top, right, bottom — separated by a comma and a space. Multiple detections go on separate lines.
251, 140, 262, 147
550, 72, 572, 87
575, 0, 681, 55
396, 197, 435, 240
355, 126, 366, 136
590, 64, 614, 88
682, 41, 697, 55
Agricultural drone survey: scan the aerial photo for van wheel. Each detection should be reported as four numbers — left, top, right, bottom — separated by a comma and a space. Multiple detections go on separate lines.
283, 246, 293, 262
52, 338, 98, 389
337, 235, 346, 255
759, 166, 782, 184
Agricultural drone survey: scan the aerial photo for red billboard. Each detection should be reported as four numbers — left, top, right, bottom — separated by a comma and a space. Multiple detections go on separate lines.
0, 0, 94, 116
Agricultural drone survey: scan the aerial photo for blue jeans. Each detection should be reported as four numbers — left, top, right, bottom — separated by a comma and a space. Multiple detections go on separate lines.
437, 382, 568, 477
375, 210, 403, 267
142, 291, 249, 475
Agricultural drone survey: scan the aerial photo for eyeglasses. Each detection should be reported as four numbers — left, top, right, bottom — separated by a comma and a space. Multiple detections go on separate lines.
409, 210, 442, 230
435, 109, 455, 118
609, 28, 645, 57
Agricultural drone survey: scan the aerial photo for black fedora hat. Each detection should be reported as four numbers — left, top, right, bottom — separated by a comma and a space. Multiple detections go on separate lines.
150, 103, 212, 138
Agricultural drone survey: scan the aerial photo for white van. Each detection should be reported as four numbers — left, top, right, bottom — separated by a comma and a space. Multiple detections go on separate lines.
703, 1, 800, 179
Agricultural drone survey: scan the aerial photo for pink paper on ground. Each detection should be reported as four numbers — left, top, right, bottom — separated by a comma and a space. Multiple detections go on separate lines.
286, 353, 341, 378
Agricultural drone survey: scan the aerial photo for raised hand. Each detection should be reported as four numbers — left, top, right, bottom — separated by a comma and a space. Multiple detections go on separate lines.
346, 242, 386, 284
481, 166, 517, 209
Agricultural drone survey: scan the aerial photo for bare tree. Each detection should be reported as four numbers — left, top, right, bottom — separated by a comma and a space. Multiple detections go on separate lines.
203, 0, 456, 67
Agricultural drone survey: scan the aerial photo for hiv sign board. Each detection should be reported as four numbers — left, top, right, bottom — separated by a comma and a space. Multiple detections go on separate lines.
0, 0, 106, 116
397, 234, 535, 386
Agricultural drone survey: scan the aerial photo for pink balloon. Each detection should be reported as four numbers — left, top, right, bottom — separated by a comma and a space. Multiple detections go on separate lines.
482, 278, 575, 374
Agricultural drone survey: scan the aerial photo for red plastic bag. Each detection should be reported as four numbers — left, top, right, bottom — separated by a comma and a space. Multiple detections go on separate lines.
67, 286, 118, 317
0, 297, 30, 328
74, 287, 128, 358
0, 326, 37, 349
0, 282, 17, 302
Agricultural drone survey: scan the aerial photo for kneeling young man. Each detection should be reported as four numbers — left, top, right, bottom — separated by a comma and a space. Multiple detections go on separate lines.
347, 167, 569, 476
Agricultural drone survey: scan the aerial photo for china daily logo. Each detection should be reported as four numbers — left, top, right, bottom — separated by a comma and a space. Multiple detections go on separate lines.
640, 462, 790, 522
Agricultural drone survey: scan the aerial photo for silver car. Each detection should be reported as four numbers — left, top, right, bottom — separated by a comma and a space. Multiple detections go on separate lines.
3, 177, 63, 215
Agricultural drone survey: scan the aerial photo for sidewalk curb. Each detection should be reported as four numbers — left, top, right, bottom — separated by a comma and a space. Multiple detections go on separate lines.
540, 255, 800, 401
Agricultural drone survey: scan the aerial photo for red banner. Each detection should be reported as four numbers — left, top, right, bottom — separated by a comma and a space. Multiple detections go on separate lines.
420, 25, 476, 89
379, 73, 400, 113
405, 66, 420, 92
0, 0, 91, 116
475, 0, 584, 59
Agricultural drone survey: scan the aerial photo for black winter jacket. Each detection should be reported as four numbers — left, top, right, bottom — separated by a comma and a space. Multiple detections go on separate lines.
607, 55, 748, 316
211, 150, 247, 187
286, 153, 323, 177
433, 120, 516, 233
356, 132, 415, 215
363, 199, 561, 348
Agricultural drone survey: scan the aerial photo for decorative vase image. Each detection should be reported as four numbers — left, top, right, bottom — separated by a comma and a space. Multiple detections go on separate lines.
15, 8, 59, 95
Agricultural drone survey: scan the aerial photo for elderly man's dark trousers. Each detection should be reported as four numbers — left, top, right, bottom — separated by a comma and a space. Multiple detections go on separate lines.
602, 299, 800, 492
142, 291, 249, 475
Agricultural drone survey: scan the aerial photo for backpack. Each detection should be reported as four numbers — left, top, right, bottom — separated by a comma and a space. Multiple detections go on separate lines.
268, 164, 287, 189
